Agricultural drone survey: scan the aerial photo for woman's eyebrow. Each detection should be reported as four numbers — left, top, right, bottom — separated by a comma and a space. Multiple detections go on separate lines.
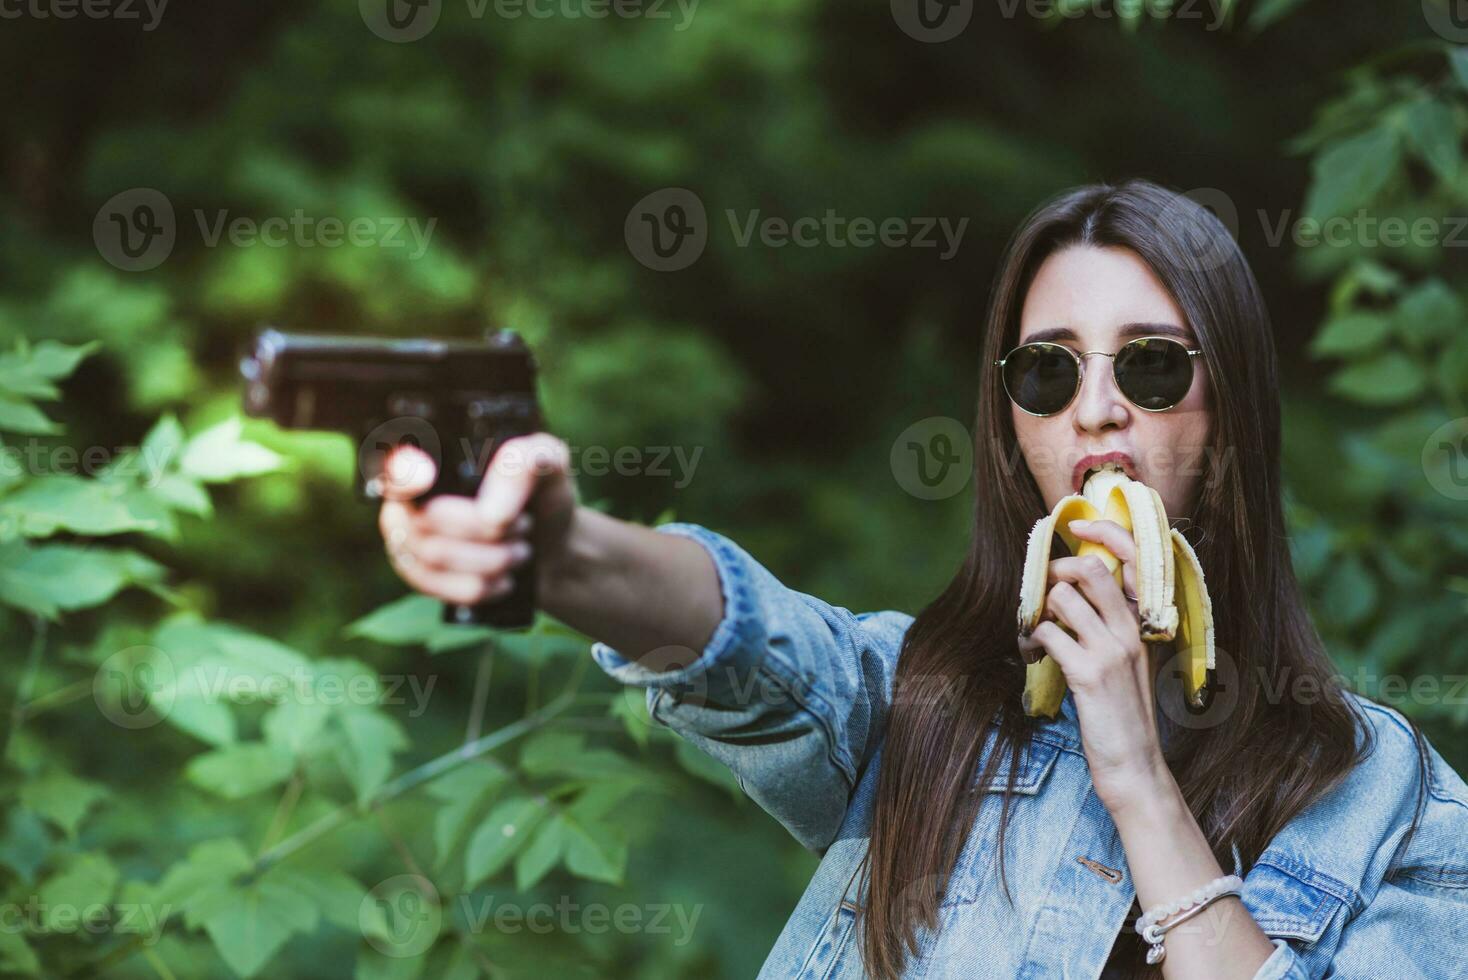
1020, 322, 1197, 345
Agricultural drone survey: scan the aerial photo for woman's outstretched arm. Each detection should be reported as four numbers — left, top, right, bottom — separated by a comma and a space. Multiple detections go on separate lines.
375, 433, 724, 668
377, 432, 911, 852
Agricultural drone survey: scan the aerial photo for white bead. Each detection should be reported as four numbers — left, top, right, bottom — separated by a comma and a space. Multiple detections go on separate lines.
1193, 888, 1207, 904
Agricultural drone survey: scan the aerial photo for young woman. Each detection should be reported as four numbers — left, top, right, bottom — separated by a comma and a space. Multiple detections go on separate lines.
376, 179, 1468, 979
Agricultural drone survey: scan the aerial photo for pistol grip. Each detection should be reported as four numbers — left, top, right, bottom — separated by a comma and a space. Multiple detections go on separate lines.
423, 425, 539, 631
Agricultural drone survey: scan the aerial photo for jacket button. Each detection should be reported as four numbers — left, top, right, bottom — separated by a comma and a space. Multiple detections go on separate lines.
1077, 855, 1124, 883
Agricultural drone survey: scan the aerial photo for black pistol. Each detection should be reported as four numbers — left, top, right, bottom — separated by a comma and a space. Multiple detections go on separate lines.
239, 327, 544, 629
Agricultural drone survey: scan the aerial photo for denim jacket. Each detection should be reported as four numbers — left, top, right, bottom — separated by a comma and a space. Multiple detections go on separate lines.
590, 523, 1468, 979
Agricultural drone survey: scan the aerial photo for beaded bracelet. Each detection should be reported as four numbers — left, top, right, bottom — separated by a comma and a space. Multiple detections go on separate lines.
1133, 873, 1244, 965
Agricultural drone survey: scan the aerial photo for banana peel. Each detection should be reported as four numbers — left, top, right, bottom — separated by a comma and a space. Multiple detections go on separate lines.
1016, 466, 1215, 718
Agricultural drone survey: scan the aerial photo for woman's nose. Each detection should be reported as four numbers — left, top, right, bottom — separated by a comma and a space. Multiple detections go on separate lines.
1071, 352, 1129, 432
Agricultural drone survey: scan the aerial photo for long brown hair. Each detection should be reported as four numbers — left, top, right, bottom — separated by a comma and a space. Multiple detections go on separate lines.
854, 178, 1433, 979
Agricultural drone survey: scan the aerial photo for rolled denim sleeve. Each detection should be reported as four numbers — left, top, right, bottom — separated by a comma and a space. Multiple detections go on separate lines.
1252, 783, 1468, 979
1249, 878, 1468, 980
589, 522, 912, 852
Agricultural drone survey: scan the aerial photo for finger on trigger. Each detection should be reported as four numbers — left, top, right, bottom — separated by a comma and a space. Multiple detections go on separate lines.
478, 434, 565, 531
421, 495, 519, 541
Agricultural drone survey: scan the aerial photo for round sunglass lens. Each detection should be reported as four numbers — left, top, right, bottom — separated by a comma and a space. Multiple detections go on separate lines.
1115, 338, 1194, 410
1004, 344, 1078, 415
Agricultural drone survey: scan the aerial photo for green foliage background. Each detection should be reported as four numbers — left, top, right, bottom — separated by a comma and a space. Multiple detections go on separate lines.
0, 0, 1466, 976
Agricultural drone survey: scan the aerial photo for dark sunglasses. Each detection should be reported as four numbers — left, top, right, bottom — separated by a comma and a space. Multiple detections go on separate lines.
995, 336, 1205, 417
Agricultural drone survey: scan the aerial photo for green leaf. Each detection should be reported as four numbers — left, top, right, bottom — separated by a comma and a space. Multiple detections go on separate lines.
262, 698, 332, 756
1393, 278, 1463, 350
0, 810, 52, 883
0, 930, 39, 976
37, 853, 120, 930
519, 730, 646, 782
153, 839, 252, 911
1403, 99, 1460, 184
1288, 525, 1333, 584
19, 769, 108, 839
1302, 126, 1401, 222
335, 710, 408, 804
428, 763, 511, 869
673, 738, 744, 798
464, 795, 547, 889
1363, 610, 1431, 671
1327, 351, 1426, 405
344, 593, 495, 653
564, 778, 643, 823
514, 815, 568, 891
1247, 0, 1308, 31
151, 615, 313, 746
560, 814, 628, 885
8, 543, 167, 613
179, 416, 284, 483
0, 398, 61, 435
1436, 331, 1468, 404
197, 876, 320, 978
1320, 554, 1377, 628
1346, 259, 1403, 298
1309, 311, 1390, 357
186, 743, 295, 799
265, 868, 375, 935
355, 948, 427, 980
5, 340, 100, 387
1451, 45, 1468, 92
608, 691, 651, 749
140, 413, 186, 471
150, 473, 213, 517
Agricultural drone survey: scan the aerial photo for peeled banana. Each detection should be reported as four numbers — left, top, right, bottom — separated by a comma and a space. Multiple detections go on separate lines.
1016, 464, 1215, 718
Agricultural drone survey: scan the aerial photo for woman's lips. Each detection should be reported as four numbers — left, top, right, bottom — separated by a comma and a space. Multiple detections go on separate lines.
1071, 452, 1137, 493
